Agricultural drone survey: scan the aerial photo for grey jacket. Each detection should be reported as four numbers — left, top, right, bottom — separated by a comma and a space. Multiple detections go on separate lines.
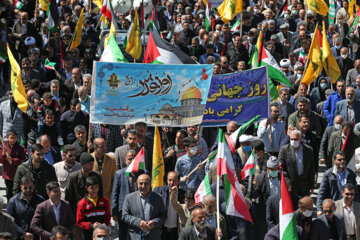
121, 191, 166, 240
334, 199, 360, 239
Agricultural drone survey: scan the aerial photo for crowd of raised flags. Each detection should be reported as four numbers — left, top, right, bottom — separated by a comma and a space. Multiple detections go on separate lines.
5, 0, 360, 237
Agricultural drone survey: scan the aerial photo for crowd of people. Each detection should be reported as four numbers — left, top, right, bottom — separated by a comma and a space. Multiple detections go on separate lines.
1, 0, 360, 239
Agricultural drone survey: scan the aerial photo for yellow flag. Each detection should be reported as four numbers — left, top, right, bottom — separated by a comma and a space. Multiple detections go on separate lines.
93, 0, 103, 9
305, 0, 329, 16
125, 8, 142, 60
152, 125, 164, 190
302, 24, 323, 85
69, 8, 84, 51
6, 44, 27, 113
322, 22, 341, 83
39, 0, 48, 11
217, 0, 242, 24
349, 0, 359, 18
104, 21, 116, 48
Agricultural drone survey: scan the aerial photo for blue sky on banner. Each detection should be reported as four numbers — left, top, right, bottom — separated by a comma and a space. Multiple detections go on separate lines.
90, 62, 214, 126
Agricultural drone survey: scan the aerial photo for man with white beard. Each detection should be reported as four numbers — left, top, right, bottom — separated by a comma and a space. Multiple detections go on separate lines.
179, 207, 222, 240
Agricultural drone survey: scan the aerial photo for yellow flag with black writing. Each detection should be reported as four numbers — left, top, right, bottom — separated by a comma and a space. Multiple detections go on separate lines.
217, 0, 242, 24
68, 8, 84, 51
7, 44, 27, 113
322, 22, 341, 83
302, 23, 323, 85
305, 0, 329, 16
125, 8, 142, 60
152, 125, 164, 190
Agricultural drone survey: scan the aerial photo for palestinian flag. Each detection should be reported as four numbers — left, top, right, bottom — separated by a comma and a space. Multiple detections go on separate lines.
226, 115, 260, 154
241, 150, 256, 180
145, 30, 197, 64
13, 0, 24, 10
231, 18, 241, 32
47, 0, 59, 33
0, 51, 8, 63
44, 58, 56, 70
100, 34, 128, 62
277, 0, 288, 18
149, 6, 160, 32
143, 31, 161, 63
251, 30, 292, 99
126, 147, 145, 176
205, 1, 211, 33
195, 173, 212, 203
217, 129, 253, 222
280, 169, 298, 240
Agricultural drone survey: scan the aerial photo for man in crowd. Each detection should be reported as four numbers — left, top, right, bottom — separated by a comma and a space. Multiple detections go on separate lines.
7, 176, 44, 240
13, 144, 57, 199
30, 182, 75, 239
122, 174, 166, 239
53, 144, 81, 198
154, 171, 186, 240
334, 183, 360, 239
92, 137, 116, 202
115, 129, 141, 169
317, 150, 358, 215
112, 150, 147, 239
279, 130, 314, 197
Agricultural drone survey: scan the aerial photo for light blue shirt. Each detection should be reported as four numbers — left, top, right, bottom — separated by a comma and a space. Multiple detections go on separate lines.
206, 214, 216, 228
175, 154, 205, 191
336, 168, 348, 199
49, 199, 61, 224
269, 175, 280, 196
257, 119, 288, 153
294, 145, 304, 175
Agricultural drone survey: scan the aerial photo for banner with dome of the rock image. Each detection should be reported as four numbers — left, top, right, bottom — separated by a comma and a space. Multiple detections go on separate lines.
90, 62, 214, 126
202, 66, 270, 127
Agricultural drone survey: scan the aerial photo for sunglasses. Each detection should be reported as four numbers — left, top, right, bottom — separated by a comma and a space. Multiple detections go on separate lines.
324, 210, 333, 214
336, 158, 346, 162
345, 193, 355, 196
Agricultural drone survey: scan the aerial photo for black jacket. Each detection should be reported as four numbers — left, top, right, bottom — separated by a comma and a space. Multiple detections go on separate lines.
13, 160, 57, 199
23, 109, 38, 149
65, 170, 103, 217
225, 43, 250, 70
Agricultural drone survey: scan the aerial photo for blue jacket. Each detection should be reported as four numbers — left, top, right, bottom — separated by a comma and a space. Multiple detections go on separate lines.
316, 167, 358, 211
324, 91, 345, 126
6, 193, 44, 238
111, 168, 147, 216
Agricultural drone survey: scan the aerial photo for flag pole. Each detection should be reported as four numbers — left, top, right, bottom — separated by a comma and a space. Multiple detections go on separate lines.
239, 13, 243, 37
184, 157, 210, 179
216, 174, 221, 240
87, 123, 92, 153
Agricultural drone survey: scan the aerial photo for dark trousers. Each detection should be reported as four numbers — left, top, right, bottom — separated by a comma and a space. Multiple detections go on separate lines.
4, 179, 13, 200
161, 226, 178, 240
118, 212, 128, 240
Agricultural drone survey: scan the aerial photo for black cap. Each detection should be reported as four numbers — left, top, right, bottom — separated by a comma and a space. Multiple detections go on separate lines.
80, 152, 94, 165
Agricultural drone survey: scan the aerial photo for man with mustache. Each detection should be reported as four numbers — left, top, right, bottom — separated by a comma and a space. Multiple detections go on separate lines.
179, 207, 222, 240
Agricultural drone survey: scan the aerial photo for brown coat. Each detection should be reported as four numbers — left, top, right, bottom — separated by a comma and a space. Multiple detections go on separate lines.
91, 153, 116, 202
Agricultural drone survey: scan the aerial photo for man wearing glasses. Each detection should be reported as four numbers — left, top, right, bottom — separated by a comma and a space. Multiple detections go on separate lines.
311, 199, 347, 239
53, 144, 81, 199
317, 151, 358, 216
334, 183, 360, 240
7, 175, 44, 240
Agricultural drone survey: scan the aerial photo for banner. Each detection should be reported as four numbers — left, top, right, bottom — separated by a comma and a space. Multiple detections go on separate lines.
90, 62, 214, 126
202, 66, 270, 126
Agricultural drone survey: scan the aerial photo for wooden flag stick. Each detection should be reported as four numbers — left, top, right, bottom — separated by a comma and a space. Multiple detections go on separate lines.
184, 157, 209, 179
